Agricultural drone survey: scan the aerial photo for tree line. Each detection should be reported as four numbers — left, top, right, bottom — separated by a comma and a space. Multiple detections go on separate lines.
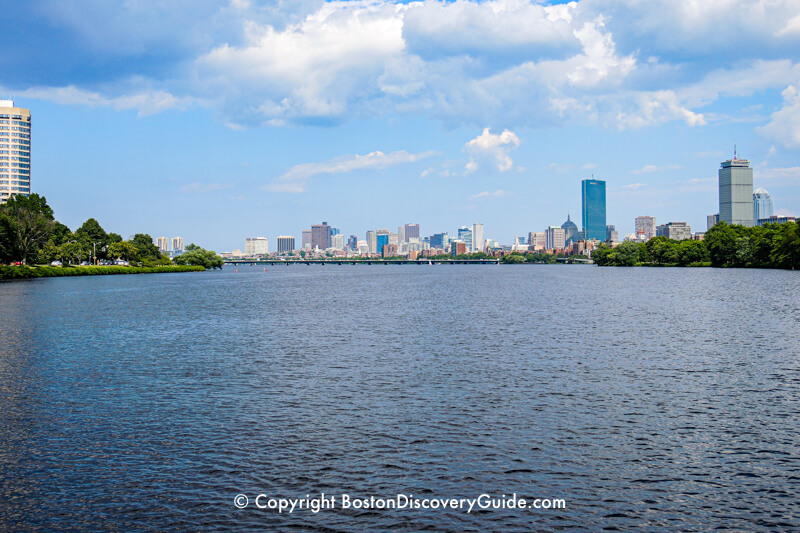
593, 221, 800, 269
0, 194, 223, 269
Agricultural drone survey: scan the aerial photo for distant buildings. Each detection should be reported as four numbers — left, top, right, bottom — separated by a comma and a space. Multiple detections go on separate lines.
528, 231, 546, 250
430, 232, 449, 251
331, 234, 345, 250
457, 226, 473, 252
719, 154, 753, 226
561, 215, 579, 244
382, 244, 397, 258
301, 229, 312, 249
707, 214, 719, 231
311, 221, 331, 250
0, 100, 31, 204
376, 229, 389, 254
753, 188, 773, 225
404, 223, 420, 241
656, 222, 691, 241
635, 216, 656, 241
244, 237, 269, 256
472, 223, 484, 253
366, 230, 377, 253
276, 236, 295, 253
171, 237, 184, 254
606, 225, 618, 242
545, 226, 566, 249
757, 215, 796, 226
155, 236, 169, 253
581, 178, 607, 240
450, 240, 467, 256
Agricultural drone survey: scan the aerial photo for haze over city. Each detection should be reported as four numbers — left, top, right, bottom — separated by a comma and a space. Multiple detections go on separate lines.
2, 0, 800, 251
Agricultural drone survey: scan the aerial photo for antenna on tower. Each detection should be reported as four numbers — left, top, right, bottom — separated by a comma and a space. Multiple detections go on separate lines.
734, 144, 737, 160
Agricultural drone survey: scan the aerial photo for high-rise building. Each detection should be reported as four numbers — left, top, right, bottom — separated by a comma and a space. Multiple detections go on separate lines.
155, 236, 169, 253
472, 223, 484, 253
545, 226, 566, 249
331, 234, 345, 250
382, 244, 398, 258
457, 226, 473, 252
707, 214, 720, 230
753, 188, 773, 225
582, 178, 606, 240
276, 236, 295, 253
404, 223, 420, 242
347, 235, 358, 251
311, 221, 331, 250
301, 229, 312, 249
450, 240, 467, 256
430, 232, 449, 251
719, 154, 753, 226
656, 222, 691, 241
171, 236, 184, 254
606, 225, 618, 242
0, 100, 31, 204
635, 216, 656, 240
366, 231, 377, 253
397, 226, 406, 243
245, 237, 269, 255
376, 229, 389, 254
528, 231, 546, 250
561, 215, 579, 244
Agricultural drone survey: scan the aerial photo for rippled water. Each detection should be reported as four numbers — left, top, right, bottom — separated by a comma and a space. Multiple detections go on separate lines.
1, 265, 799, 531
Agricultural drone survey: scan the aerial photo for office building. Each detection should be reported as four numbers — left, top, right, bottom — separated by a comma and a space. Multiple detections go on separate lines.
430, 232, 449, 251
382, 244, 397, 258
656, 222, 691, 241
561, 215, 580, 244
450, 240, 467, 256
457, 226, 473, 252
376, 229, 389, 255
635, 216, 656, 241
155, 236, 169, 253
311, 221, 331, 250
171, 237, 184, 254
397, 226, 405, 243
366, 231, 377, 253
0, 100, 31, 203
719, 154, 753, 226
301, 229, 312, 249
388, 233, 399, 247
276, 236, 295, 253
331, 234, 345, 250
753, 188, 773, 225
347, 235, 358, 251
707, 214, 719, 231
472, 223, 484, 253
405, 223, 420, 242
582, 178, 607, 240
528, 231, 546, 250
245, 237, 269, 256
545, 226, 566, 250
757, 215, 796, 226
606, 225, 618, 242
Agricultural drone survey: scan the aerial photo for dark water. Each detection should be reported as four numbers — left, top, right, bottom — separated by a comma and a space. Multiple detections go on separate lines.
1, 265, 799, 531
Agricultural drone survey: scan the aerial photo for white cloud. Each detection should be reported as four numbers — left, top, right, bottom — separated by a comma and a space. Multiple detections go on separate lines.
464, 128, 520, 172
470, 189, 512, 199
265, 149, 437, 192
623, 183, 644, 190
757, 83, 800, 149
755, 166, 800, 182
630, 164, 682, 174
180, 182, 234, 193
17, 85, 198, 116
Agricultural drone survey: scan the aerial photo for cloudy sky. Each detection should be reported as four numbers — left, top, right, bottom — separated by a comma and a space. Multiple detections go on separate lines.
3, 0, 800, 250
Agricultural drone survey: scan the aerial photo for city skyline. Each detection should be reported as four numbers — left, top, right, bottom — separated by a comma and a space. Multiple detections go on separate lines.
2, 1, 800, 251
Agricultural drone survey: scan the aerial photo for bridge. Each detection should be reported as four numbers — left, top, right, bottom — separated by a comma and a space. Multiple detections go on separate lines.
223, 259, 501, 266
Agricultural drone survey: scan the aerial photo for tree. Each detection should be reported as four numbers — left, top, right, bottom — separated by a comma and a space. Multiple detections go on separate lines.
771, 221, 800, 270
107, 242, 139, 262
75, 218, 110, 261
130, 233, 161, 260
677, 240, 709, 266
57, 241, 89, 265
173, 244, 223, 269
705, 221, 740, 267
0, 194, 56, 264
501, 253, 525, 264
612, 241, 642, 266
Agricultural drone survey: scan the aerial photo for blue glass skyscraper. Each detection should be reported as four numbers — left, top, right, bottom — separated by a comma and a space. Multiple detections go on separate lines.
376, 233, 389, 254
581, 179, 606, 240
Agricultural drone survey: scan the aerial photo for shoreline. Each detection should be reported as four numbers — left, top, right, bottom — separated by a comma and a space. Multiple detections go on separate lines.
0, 265, 205, 280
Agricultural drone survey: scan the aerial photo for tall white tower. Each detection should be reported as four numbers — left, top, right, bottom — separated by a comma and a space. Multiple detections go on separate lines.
0, 100, 31, 203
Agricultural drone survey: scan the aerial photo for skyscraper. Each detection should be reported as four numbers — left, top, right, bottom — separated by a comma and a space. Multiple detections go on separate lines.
244, 237, 268, 255
0, 100, 32, 203
301, 229, 312, 249
719, 154, 753, 226
155, 236, 169, 253
171, 237, 184, 254
753, 188, 774, 225
366, 231, 377, 253
276, 236, 295, 253
635, 216, 656, 241
404, 223, 420, 242
707, 214, 719, 230
472, 223, 484, 253
311, 221, 331, 250
457, 226, 473, 252
376, 229, 389, 254
581, 178, 606, 240
545, 226, 566, 250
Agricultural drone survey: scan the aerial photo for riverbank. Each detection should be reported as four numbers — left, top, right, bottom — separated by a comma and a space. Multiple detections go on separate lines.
0, 264, 205, 280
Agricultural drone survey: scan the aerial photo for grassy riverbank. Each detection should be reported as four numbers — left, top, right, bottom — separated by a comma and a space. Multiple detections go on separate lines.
0, 264, 205, 280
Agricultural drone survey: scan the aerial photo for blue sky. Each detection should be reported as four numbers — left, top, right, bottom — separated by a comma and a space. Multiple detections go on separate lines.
3, 0, 800, 251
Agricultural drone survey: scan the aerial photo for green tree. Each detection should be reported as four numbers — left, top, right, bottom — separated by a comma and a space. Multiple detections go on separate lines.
57, 241, 90, 265
501, 253, 525, 264
0, 194, 56, 264
646, 236, 679, 265
173, 244, 223, 269
704, 221, 740, 267
107, 242, 139, 262
677, 240, 709, 266
612, 241, 642, 266
771, 221, 800, 270
75, 218, 111, 261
